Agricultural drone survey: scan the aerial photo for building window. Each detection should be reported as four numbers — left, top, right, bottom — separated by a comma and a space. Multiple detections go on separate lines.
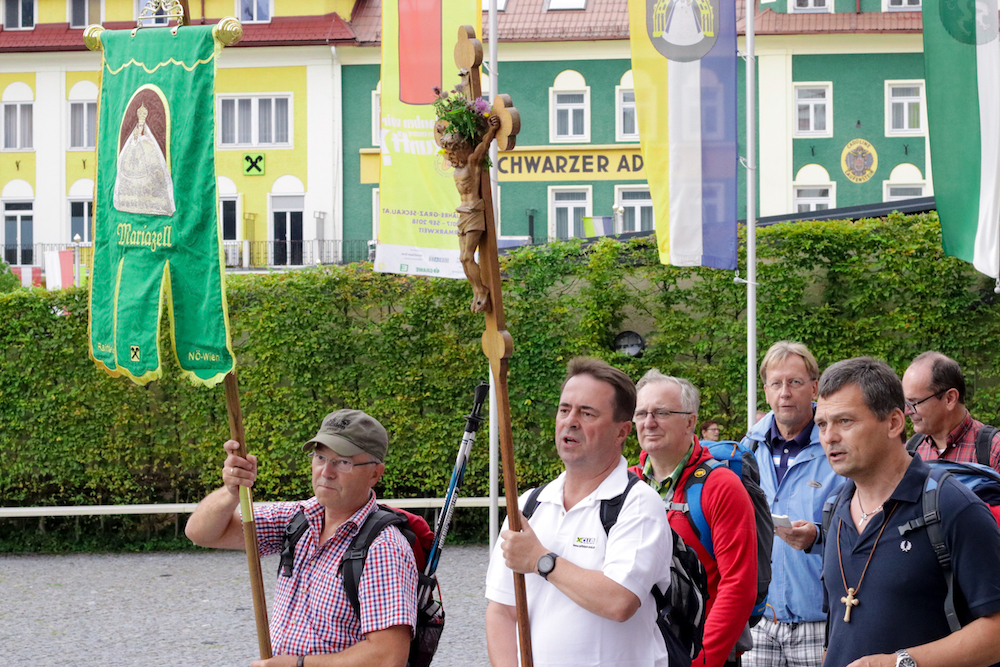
372, 188, 380, 240
618, 90, 638, 141
549, 188, 591, 240
220, 199, 238, 241
239, 0, 269, 22
886, 82, 924, 135
887, 0, 920, 9
795, 85, 831, 136
548, 0, 586, 8
70, 200, 93, 243
794, 187, 832, 212
272, 194, 304, 266
885, 184, 925, 201
4, 202, 33, 266
3, 0, 34, 28
70, 0, 100, 26
3, 103, 33, 150
136, 0, 167, 25
617, 188, 653, 233
218, 95, 291, 148
790, 0, 828, 11
550, 70, 590, 143
70, 101, 97, 149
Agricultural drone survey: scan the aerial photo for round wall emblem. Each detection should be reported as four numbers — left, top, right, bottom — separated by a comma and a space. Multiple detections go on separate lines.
940, 0, 998, 45
647, 0, 721, 62
841, 139, 878, 184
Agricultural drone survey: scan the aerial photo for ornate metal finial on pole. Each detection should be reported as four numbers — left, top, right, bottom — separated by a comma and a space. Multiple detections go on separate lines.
132, 0, 190, 35
213, 16, 243, 46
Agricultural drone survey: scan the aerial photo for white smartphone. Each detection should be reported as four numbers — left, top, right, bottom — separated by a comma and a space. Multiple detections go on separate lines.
771, 514, 793, 528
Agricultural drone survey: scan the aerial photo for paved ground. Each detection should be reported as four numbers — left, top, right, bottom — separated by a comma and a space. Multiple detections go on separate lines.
0, 544, 491, 666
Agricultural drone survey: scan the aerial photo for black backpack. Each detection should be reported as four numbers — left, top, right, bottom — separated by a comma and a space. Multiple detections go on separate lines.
522, 472, 709, 667
905, 424, 997, 466
280, 506, 444, 667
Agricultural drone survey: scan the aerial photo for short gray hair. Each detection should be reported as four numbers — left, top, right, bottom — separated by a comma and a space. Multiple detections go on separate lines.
636, 369, 700, 413
760, 341, 820, 383
818, 357, 904, 420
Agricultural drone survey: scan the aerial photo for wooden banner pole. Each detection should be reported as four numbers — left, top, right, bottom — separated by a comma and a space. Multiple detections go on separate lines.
224, 371, 273, 660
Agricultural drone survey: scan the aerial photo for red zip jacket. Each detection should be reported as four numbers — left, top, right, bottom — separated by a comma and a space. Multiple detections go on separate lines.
631, 439, 757, 667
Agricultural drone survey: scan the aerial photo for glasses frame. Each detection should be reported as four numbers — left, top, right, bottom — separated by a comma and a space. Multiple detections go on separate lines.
308, 452, 379, 473
633, 409, 693, 423
765, 378, 810, 391
904, 388, 949, 413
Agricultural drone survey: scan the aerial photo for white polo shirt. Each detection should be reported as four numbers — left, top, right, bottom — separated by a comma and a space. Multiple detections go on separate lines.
485, 457, 672, 667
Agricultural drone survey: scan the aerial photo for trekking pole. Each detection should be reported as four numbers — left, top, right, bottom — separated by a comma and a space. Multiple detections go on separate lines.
423, 382, 490, 584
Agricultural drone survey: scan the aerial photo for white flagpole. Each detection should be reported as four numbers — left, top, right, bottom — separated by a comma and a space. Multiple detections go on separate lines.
746, 0, 758, 428
487, 0, 500, 550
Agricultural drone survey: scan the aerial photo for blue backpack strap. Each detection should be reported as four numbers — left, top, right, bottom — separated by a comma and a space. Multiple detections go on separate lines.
521, 483, 548, 520
822, 480, 854, 540
340, 508, 407, 619
976, 425, 998, 467
682, 460, 723, 558
600, 472, 641, 535
278, 509, 309, 578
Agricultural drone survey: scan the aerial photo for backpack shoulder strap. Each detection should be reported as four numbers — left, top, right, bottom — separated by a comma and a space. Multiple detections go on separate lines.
906, 433, 925, 454
681, 460, 722, 558
278, 509, 310, 578
599, 472, 641, 536
521, 483, 549, 520
340, 508, 407, 618
822, 480, 855, 539
976, 425, 998, 467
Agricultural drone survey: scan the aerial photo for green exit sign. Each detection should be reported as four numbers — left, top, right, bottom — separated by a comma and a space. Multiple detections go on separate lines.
243, 153, 265, 175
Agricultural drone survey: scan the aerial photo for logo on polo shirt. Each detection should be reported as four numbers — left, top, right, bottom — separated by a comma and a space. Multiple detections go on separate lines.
901, 540, 912, 552
807, 480, 823, 488
574, 536, 597, 549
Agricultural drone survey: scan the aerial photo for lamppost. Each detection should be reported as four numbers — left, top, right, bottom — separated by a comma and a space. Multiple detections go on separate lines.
73, 234, 82, 287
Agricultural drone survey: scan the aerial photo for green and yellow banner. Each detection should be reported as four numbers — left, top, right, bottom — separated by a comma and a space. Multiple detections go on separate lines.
374, 0, 481, 278
89, 26, 234, 386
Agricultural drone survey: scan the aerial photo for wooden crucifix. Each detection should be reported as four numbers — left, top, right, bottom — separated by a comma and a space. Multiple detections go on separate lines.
437, 25, 532, 667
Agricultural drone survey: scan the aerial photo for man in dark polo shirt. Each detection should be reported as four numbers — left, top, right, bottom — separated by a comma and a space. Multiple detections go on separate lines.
815, 356, 1000, 667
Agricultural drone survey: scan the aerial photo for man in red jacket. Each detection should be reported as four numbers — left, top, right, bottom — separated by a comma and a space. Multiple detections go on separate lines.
631, 369, 758, 667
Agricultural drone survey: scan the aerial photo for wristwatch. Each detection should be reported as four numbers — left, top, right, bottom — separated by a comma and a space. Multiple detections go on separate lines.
537, 552, 558, 580
297, 656, 305, 667
895, 650, 916, 667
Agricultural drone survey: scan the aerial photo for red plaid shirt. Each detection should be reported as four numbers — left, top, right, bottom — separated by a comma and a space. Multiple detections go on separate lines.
252, 493, 417, 656
913, 412, 1000, 472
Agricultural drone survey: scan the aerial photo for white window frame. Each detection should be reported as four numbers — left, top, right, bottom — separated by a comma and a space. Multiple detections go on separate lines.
548, 0, 586, 8
885, 80, 926, 136
3, 0, 36, 29
883, 183, 925, 202
885, 0, 920, 10
68, 100, 98, 150
372, 187, 380, 240
135, 0, 167, 26
216, 94, 293, 149
237, 0, 271, 23
792, 184, 835, 213
550, 88, 591, 143
616, 87, 638, 142
547, 185, 592, 241
3, 200, 34, 266
68, 0, 102, 27
614, 185, 654, 233
794, 83, 833, 138
789, 0, 831, 12
2, 102, 33, 151
372, 86, 381, 147
69, 199, 93, 244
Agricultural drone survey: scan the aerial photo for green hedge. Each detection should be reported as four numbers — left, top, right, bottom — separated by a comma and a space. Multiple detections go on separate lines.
2, 212, 999, 547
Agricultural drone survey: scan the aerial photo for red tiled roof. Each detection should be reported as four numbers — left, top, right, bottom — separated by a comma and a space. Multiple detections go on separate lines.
736, 0, 922, 33
0, 13, 355, 52
350, 0, 381, 44
484, 0, 629, 42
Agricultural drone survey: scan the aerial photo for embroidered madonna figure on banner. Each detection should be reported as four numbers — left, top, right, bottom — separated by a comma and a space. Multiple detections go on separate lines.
114, 94, 175, 216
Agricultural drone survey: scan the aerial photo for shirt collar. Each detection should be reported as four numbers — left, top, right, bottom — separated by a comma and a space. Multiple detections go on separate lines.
539, 456, 632, 506
946, 412, 975, 447
768, 416, 815, 449
641, 443, 693, 496
889, 454, 931, 504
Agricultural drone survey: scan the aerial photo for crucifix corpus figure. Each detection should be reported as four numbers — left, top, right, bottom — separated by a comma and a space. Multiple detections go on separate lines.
437, 107, 499, 312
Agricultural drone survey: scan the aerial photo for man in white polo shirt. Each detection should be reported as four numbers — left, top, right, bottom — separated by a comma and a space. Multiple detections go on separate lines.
484, 357, 673, 667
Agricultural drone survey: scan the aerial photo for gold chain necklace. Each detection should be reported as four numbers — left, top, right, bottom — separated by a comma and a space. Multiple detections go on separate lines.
836, 501, 898, 623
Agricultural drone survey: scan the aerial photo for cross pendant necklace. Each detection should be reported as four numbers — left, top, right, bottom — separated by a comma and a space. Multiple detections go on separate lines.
836, 501, 898, 623
857, 495, 883, 527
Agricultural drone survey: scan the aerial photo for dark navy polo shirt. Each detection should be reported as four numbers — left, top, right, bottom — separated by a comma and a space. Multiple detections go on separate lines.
767, 418, 814, 484
822, 455, 1000, 667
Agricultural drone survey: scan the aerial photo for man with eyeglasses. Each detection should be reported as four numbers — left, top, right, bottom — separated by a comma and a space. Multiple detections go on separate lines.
902, 351, 1000, 472
485, 357, 673, 667
631, 369, 758, 667
186, 409, 417, 667
742, 341, 843, 667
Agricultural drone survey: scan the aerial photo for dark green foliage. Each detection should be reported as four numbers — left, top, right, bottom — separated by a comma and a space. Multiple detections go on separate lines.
1, 213, 998, 549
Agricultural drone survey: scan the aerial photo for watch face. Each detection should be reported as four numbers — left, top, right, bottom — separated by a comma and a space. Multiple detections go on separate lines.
538, 554, 555, 576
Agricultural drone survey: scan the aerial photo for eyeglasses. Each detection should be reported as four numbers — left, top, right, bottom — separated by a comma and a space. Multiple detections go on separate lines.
905, 388, 948, 413
766, 379, 809, 391
309, 452, 379, 472
633, 409, 692, 422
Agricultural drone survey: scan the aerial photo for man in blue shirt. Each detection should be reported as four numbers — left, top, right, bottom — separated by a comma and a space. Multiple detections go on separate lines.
815, 356, 1000, 667
743, 342, 843, 667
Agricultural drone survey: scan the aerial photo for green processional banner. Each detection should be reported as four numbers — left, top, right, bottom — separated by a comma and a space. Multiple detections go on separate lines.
89, 26, 234, 387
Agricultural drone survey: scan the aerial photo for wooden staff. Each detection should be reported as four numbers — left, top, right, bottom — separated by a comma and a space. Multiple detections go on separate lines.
450, 25, 533, 667
225, 371, 272, 660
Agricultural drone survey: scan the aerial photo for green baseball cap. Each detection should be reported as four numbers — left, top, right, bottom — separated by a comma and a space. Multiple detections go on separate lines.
303, 409, 388, 462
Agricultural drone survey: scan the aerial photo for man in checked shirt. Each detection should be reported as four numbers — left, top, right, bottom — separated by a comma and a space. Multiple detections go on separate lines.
186, 409, 417, 667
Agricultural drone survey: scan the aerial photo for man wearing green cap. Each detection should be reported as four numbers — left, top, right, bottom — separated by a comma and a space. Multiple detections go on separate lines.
186, 409, 417, 667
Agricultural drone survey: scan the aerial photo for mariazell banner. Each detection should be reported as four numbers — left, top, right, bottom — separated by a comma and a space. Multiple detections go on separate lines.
374, 0, 481, 279
89, 26, 234, 386
628, 0, 738, 270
